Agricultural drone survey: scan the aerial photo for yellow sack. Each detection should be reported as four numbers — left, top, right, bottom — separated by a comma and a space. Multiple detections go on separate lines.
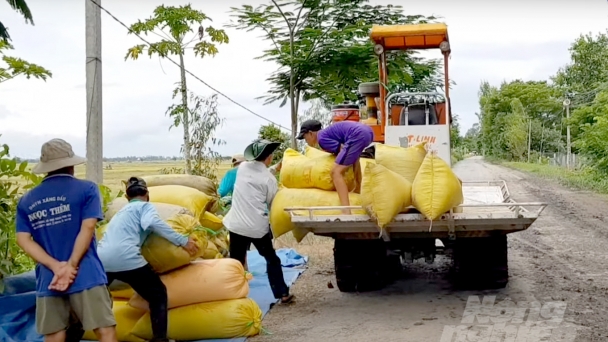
148, 185, 214, 223
270, 188, 365, 238
129, 259, 252, 310
141, 214, 209, 273
104, 197, 194, 222
361, 163, 412, 229
131, 298, 262, 341
141, 174, 217, 197
280, 148, 356, 191
202, 239, 223, 259
412, 153, 464, 221
82, 301, 146, 342
291, 226, 309, 243
200, 211, 224, 230
95, 224, 107, 241
375, 142, 427, 183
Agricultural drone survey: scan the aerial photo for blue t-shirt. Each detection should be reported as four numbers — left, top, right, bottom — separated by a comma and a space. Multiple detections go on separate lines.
218, 167, 238, 197
97, 200, 188, 273
15, 174, 107, 297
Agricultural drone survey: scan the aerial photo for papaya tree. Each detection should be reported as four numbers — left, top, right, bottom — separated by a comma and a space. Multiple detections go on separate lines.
125, 5, 229, 174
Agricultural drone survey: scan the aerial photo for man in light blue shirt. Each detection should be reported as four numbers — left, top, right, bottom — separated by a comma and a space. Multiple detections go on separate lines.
218, 154, 245, 198
97, 177, 198, 342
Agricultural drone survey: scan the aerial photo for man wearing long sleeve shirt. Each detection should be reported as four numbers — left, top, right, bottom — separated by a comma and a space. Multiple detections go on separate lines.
223, 139, 293, 304
97, 177, 198, 342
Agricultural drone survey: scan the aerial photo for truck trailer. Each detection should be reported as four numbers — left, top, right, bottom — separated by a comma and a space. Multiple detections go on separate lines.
284, 23, 547, 292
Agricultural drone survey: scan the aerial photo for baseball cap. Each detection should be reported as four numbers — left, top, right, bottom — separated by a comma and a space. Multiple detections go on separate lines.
296, 120, 322, 140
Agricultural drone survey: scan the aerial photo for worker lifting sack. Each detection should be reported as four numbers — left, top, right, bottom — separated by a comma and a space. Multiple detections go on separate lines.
147, 185, 215, 224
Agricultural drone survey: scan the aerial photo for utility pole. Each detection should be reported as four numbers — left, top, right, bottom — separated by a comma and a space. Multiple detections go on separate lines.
527, 118, 532, 163
85, 0, 103, 184
563, 98, 571, 170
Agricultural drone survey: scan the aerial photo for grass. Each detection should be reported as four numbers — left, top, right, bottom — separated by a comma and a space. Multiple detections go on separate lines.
18, 161, 233, 194
502, 161, 608, 194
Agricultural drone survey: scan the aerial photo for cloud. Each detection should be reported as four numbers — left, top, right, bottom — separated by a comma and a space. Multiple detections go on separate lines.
1, 0, 607, 158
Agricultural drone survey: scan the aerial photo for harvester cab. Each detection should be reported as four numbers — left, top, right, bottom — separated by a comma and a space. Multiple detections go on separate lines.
332, 23, 453, 166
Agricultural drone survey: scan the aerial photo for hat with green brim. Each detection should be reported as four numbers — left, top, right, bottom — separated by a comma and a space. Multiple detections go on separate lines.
244, 139, 281, 161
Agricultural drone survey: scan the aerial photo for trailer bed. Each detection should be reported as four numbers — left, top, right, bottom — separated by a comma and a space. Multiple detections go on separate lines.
285, 181, 546, 239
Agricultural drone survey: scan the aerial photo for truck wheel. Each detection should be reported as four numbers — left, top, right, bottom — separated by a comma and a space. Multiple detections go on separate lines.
333, 239, 388, 292
452, 235, 508, 289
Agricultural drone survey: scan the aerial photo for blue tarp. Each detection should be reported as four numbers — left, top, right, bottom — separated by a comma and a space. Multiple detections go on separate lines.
0, 248, 307, 342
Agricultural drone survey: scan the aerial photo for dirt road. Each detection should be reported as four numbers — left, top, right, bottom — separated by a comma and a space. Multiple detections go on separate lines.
251, 157, 608, 342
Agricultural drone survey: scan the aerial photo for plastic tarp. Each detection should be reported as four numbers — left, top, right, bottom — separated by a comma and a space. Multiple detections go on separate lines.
0, 248, 307, 342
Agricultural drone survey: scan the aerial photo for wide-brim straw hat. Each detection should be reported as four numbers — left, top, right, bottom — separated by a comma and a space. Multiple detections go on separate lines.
32, 139, 86, 174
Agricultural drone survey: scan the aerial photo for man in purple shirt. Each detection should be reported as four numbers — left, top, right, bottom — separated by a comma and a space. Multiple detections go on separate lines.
296, 120, 374, 214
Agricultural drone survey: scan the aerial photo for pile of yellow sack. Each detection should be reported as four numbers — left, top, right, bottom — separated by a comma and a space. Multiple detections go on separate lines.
273, 143, 464, 240
83, 259, 261, 341
91, 175, 262, 340
362, 142, 464, 229
271, 147, 369, 242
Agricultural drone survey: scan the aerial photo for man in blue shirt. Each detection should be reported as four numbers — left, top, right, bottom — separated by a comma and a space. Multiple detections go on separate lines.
97, 177, 198, 342
218, 154, 245, 198
15, 139, 117, 342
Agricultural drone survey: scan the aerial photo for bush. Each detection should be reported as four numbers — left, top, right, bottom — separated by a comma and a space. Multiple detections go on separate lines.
0, 140, 43, 291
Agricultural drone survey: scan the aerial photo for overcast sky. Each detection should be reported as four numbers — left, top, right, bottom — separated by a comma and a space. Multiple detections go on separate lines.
1, 0, 607, 158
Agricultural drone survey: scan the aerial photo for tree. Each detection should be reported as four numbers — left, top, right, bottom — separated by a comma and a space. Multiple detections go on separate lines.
1, 0, 34, 42
126, 5, 229, 174
229, 0, 441, 148
257, 124, 290, 164
553, 31, 608, 94
477, 80, 563, 160
164, 91, 225, 184
0, 40, 51, 83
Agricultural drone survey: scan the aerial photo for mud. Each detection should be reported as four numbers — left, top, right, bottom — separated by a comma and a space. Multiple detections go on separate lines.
251, 157, 608, 342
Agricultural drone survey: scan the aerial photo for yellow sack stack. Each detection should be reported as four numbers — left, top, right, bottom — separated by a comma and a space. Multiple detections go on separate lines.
104, 197, 194, 222
129, 259, 251, 310
141, 174, 217, 197
360, 163, 412, 229
141, 214, 209, 273
82, 301, 146, 342
375, 142, 427, 183
148, 185, 214, 223
270, 188, 365, 239
200, 211, 224, 230
280, 148, 356, 191
131, 298, 262, 341
412, 152, 464, 221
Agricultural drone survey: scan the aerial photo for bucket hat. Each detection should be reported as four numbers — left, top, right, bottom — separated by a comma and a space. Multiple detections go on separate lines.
231, 154, 245, 166
244, 139, 281, 161
32, 139, 86, 174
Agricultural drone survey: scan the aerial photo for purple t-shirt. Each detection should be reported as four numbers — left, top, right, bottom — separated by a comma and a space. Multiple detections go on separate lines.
16, 174, 107, 297
317, 121, 374, 165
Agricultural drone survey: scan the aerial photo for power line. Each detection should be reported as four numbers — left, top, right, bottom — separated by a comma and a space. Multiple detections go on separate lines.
87, 0, 291, 132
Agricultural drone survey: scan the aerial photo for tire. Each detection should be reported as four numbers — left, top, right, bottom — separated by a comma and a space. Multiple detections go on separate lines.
452, 235, 508, 289
333, 239, 389, 292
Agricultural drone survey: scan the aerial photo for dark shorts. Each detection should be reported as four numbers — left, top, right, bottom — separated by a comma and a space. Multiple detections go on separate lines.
335, 126, 374, 166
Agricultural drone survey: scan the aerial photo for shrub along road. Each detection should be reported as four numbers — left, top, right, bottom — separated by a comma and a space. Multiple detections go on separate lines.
252, 157, 608, 342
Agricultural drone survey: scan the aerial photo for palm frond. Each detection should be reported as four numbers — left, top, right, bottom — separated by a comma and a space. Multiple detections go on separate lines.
6, 0, 34, 24
0, 22, 10, 42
